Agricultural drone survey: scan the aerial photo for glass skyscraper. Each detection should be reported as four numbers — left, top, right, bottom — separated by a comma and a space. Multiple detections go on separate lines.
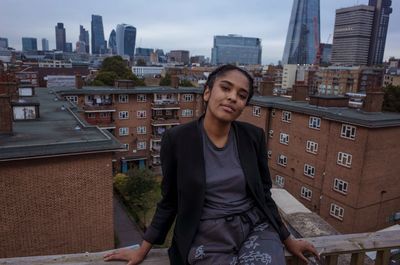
282, 0, 320, 65
368, 0, 393, 65
116, 24, 136, 58
91, 15, 106, 54
22, 37, 37, 51
108, 30, 117, 55
79, 25, 90, 53
211, 34, 262, 65
41, 38, 49, 51
55, 23, 66, 52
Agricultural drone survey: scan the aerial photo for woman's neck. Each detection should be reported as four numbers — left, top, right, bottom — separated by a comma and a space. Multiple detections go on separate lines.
203, 112, 231, 148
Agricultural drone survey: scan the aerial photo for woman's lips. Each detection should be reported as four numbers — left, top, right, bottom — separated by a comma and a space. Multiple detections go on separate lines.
220, 104, 235, 113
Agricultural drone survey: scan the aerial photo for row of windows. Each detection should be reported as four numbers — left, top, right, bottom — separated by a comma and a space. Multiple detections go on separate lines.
276, 132, 319, 155
119, 126, 147, 136
122, 141, 147, 151
118, 109, 193, 119
118, 94, 194, 103
275, 151, 353, 168
87, 112, 111, 118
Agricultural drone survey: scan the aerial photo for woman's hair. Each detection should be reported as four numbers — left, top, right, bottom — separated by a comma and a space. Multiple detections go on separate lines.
204, 64, 254, 105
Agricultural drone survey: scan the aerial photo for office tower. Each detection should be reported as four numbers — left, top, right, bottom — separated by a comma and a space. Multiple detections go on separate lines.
369, 0, 393, 65
22, 37, 37, 51
76, 41, 86, 53
79, 25, 90, 53
211, 35, 262, 65
108, 29, 117, 54
41, 38, 49, 51
116, 24, 136, 57
91, 15, 106, 54
0, 37, 8, 49
319, 43, 332, 65
282, 0, 320, 65
65, 42, 73, 53
168, 50, 190, 65
135, 47, 153, 64
55, 23, 66, 51
331, 5, 375, 66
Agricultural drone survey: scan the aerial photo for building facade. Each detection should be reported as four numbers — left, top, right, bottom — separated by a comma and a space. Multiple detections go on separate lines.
91, 15, 106, 54
41, 38, 49, 51
55, 23, 66, 52
0, 37, 8, 49
108, 29, 117, 55
282, 0, 320, 65
368, 0, 393, 65
79, 25, 90, 54
168, 50, 190, 65
211, 35, 261, 65
22, 37, 37, 52
331, 5, 375, 66
116, 24, 136, 58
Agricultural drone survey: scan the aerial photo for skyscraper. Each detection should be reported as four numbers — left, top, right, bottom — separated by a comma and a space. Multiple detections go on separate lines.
211, 35, 262, 65
0, 37, 8, 49
22, 37, 37, 51
282, 0, 320, 65
368, 0, 393, 65
55, 23, 66, 51
91, 15, 105, 54
108, 29, 117, 54
41, 38, 49, 51
331, 5, 375, 66
79, 25, 90, 53
116, 24, 136, 58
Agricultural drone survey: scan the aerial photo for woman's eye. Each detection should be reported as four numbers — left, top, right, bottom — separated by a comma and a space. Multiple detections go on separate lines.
239, 94, 247, 100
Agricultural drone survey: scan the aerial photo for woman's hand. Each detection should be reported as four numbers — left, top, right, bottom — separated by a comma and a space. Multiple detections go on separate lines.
103, 241, 152, 265
283, 237, 320, 264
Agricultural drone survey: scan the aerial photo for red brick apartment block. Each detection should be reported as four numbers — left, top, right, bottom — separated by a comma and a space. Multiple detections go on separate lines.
243, 94, 400, 234
0, 87, 122, 258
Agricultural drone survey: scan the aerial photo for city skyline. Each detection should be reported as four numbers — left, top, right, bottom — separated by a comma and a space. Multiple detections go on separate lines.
0, 0, 399, 64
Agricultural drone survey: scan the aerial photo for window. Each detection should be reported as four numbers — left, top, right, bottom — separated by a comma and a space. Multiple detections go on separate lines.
277, 154, 287, 167
119, 127, 129, 136
341, 124, 356, 140
182, 109, 193, 117
337, 152, 352, 168
268, 129, 274, 138
137, 110, 146, 118
300, 187, 312, 201
119, 111, 129, 119
137, 126, 146, 134
282, 111, 291, 122
119, 94, 129, 103
304, 164, 315, 178
253, 106, 261, 117
123, 143, 129, 151
267, 150, 272, 159
87, 113, 96, 119
309, 117, 321, 129
137, 94, 147, 102
100, 112, 111, 118
275, 175, 285, 187
279, 133, 289, 145
155, 110, 163, 116
182, 94, 193, 102
137, 141, 146, 150
66, 95, 78, 103
333, 178, 348, 194
330, 203, 344, 220
306, 140, 318, 154
165, 110, 172, 116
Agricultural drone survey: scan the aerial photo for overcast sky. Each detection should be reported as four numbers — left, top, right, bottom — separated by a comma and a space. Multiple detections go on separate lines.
1, 0, 399, 64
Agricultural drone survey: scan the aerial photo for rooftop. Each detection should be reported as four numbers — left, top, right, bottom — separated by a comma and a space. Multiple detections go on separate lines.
55, 86, 203, 95
0, 88, 124, 161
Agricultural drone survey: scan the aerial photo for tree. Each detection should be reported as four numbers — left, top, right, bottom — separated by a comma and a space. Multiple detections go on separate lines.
383, 85, 400, 112
159, 73, 171, 86
179, 79, 194, 87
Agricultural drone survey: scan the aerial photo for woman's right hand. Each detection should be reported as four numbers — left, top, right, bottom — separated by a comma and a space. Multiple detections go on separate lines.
103, 241, 152, 265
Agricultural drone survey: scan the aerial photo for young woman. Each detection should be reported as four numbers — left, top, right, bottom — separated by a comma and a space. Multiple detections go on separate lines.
104, 65, 319, 265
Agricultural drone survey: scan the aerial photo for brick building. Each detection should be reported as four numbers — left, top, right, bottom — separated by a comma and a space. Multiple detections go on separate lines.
57, 82, 204, 173
238, 94, 400, 234
0, 85, 123, 258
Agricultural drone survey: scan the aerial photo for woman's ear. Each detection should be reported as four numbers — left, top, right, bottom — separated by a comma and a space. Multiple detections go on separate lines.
203, 86, 211, 103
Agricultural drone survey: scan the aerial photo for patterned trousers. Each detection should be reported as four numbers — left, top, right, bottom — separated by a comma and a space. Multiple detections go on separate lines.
187, 207, 286, 265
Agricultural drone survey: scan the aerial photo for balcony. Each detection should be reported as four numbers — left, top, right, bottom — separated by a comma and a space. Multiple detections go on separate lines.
1, 230, 399, 264
152, 99, 179, 109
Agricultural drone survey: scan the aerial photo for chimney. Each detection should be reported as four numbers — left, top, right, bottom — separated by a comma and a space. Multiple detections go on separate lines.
171, 75, 179, 88
0, 95, 13, 134
363, 91, 384, 112
75, 74, 84, 89
259, 79, 274, 96
291, 81, 308, 101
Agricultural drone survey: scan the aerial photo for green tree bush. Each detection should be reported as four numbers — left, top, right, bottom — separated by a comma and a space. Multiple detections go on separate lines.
383, 85, 400, 112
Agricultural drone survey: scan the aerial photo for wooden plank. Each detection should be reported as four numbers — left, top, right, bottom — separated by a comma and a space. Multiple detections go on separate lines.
374, 249, 390, 265
324, 254, 339, 265
350, 252, 364, 265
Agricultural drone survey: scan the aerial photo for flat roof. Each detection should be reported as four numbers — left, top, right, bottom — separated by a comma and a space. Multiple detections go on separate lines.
0, 88, 124, 161
251, 95, 400, 128
55, 86, 203, 95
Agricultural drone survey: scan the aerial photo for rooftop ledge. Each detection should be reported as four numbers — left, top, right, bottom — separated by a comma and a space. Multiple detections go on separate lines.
1, 230, 399, 265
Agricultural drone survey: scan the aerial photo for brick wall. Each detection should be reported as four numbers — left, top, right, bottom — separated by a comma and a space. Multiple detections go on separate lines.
0, 153, 114, 258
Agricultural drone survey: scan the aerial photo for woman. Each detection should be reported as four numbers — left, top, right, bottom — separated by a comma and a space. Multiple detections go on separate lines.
104, 65, 319, 264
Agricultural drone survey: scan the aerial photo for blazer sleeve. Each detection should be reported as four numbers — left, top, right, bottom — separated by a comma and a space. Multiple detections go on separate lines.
257, 128, 291, 241
143, 130, 178, 245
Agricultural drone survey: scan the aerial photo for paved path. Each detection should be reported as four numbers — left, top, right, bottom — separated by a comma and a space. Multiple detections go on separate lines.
113, 195, 143, 248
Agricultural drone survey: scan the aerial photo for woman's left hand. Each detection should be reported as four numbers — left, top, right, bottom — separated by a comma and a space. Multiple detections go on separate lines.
283, 237, 320, 264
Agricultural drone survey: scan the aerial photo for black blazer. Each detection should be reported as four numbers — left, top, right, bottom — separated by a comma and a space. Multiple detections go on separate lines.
143, 118, 290, 265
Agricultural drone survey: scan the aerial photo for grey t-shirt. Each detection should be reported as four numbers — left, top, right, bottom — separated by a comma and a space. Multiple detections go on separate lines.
200, 121, 254, 220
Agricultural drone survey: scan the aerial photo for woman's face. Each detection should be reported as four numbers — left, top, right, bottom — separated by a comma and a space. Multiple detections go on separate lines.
203, 70, 250, 123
